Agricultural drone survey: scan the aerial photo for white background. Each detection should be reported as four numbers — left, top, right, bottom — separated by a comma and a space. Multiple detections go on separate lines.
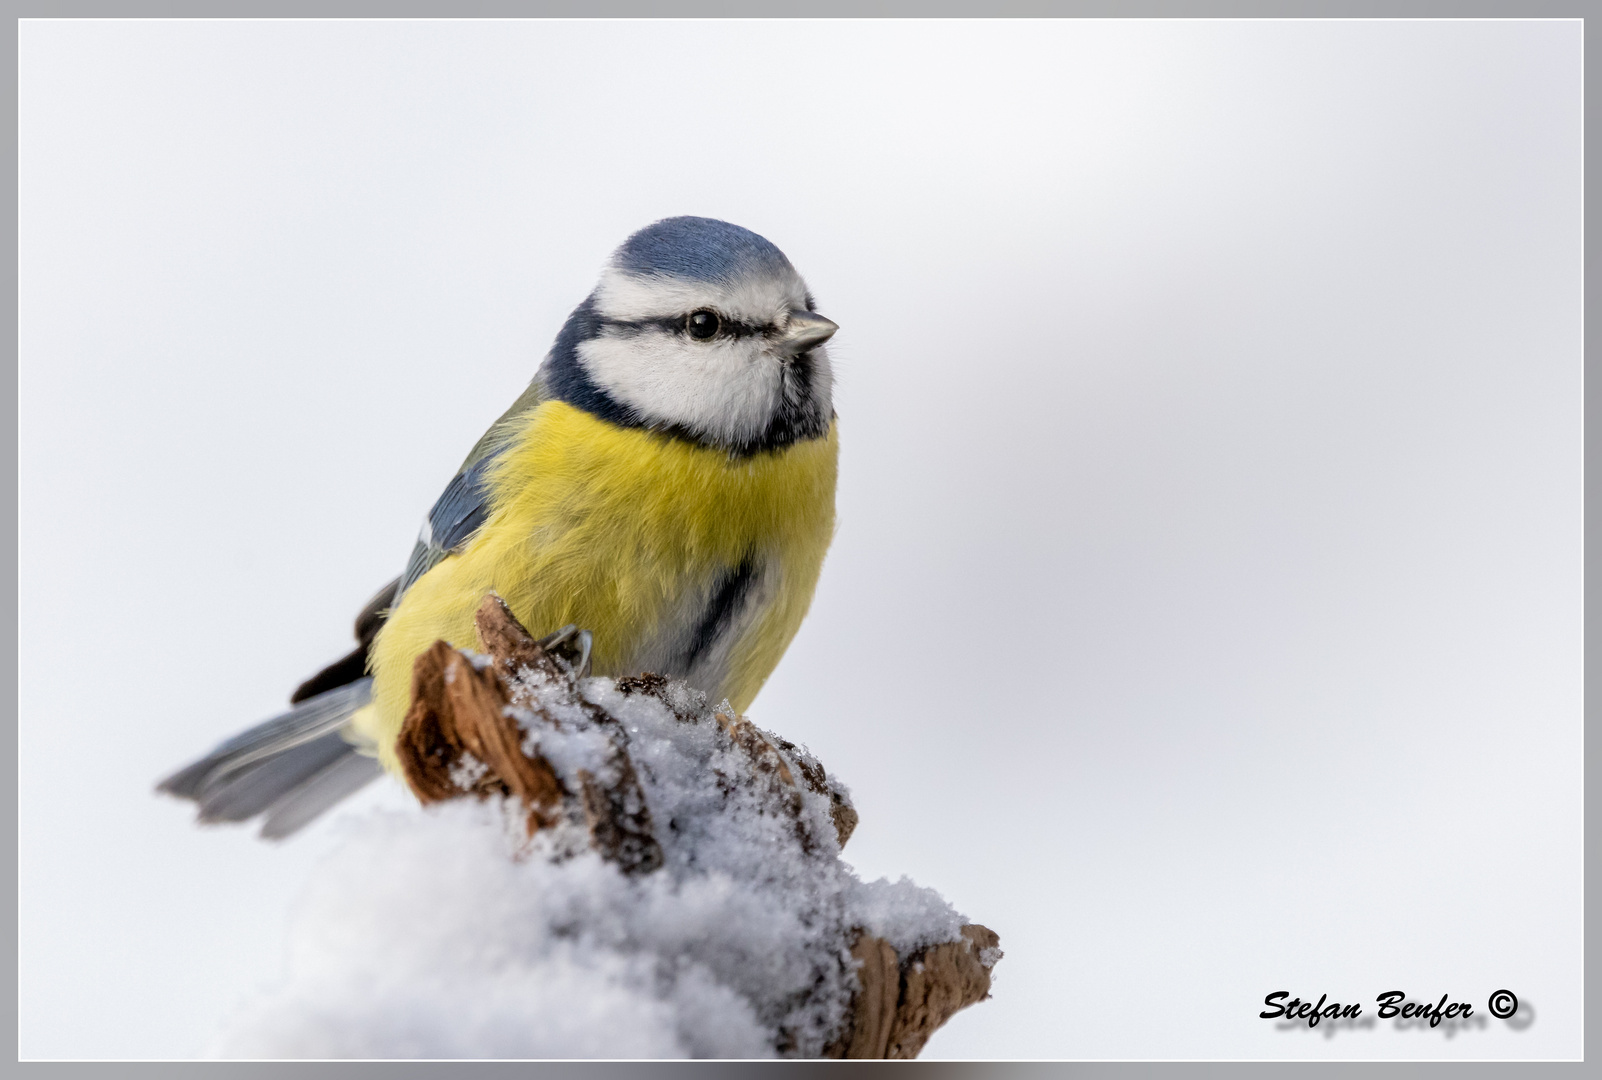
19, 19, 1581, 1060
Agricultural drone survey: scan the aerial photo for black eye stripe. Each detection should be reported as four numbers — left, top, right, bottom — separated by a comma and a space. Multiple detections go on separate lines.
598, 315, 766, 340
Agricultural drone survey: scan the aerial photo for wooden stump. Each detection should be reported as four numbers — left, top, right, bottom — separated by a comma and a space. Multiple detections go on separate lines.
393, 594, 1000, 1058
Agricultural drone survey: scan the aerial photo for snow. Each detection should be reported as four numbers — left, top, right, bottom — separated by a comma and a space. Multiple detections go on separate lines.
211, 673, 969, 1059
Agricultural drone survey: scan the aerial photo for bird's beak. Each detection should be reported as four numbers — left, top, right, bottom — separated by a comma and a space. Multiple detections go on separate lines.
776, 310, 838, 358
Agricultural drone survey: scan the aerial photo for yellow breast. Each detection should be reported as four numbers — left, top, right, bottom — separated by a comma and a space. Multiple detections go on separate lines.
357, 399, 838, 773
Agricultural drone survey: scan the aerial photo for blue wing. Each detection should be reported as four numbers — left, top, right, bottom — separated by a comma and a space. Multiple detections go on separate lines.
393, 377, 548, 603
395, 452, 502, 598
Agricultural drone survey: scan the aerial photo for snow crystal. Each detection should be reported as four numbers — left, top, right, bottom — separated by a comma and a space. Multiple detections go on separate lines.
211, 675, 970, 1060
447, 752, 489, 792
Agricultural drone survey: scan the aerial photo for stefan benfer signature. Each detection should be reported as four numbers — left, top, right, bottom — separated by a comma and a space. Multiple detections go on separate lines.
1260, 990, 1522, 1029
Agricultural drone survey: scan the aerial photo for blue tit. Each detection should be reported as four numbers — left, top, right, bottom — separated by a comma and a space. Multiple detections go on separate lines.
159, 216, 840, 838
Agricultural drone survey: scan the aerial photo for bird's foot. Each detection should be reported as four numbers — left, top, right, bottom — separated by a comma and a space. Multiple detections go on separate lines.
537, 624, 593, 680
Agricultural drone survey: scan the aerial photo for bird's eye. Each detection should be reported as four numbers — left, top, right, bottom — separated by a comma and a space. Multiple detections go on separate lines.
685, 309, 721, 341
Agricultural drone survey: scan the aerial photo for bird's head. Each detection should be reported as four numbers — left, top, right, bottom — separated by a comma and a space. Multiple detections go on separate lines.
541, 217, 837, 456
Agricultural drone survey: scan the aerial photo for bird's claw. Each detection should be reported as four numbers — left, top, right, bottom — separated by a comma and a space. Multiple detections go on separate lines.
537, 624, 594, 680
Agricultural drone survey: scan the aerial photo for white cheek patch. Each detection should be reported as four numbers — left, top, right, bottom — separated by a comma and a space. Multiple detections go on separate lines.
577, 331, 784, 445
798, 344, 834, 413
593, 267, 810, 326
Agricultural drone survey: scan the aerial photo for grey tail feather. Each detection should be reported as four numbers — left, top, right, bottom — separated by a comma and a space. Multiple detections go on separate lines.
259, 749, 382, 839
157, 679, 382, 839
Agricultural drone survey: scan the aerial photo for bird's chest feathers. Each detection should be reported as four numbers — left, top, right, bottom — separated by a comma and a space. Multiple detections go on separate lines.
462, 400, 837, 670
487, 400, 835, 574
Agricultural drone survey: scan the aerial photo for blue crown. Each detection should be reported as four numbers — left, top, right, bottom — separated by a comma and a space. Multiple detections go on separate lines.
613, 216, 793, 284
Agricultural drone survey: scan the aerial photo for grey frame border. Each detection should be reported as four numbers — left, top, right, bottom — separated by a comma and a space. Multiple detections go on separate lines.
6, 3, 1591, 1076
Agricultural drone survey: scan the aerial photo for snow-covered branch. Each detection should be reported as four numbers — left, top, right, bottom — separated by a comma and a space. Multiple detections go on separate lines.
215, 596, 1000, 1059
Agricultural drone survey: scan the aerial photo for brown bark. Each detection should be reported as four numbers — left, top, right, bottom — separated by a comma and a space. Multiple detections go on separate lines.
839, 935, 900, 1059
394, 595, 660, 872
824, 924, 1001, 1060
885, 924, 1003, 1059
